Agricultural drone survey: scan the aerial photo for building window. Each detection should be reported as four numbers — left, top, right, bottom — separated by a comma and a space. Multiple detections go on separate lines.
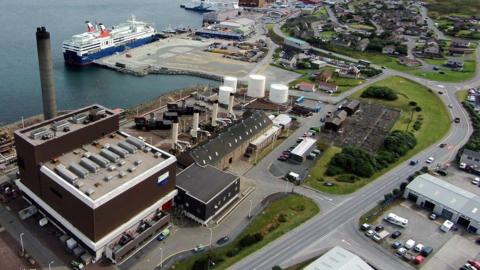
185, 202, 189, 207
50, 187, 62, 199
468, 157, 473, 160
223, 196, 226, 201
228, 192, 231, 197
196, 208, 200, 213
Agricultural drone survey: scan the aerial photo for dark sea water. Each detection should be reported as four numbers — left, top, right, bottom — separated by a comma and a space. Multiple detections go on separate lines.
0, 0, 217, 125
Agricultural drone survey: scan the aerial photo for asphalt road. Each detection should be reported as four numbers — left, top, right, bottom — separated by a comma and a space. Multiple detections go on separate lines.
230, 13, 480, 270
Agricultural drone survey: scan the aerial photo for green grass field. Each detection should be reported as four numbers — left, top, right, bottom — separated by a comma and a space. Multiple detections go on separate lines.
456, 89, 468, 102
169, 194, 319, 270
305, 76, 451, 194
348, 24, 375, 31
314, 7, 328, 18
425, 0, 480, 17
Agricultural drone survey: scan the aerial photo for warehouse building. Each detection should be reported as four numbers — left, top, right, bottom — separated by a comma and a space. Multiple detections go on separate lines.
404, 174, 480, 234
14, 105, 177, 263
304, 246, 374, 270
272, 114, 292, 130
175, 164, 240, 225
178, 111, 272, 169
284, 37, 310, 51
239, 0, 264, 8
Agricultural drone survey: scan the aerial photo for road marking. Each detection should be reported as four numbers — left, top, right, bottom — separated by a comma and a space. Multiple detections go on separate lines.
341, 239, 352, 246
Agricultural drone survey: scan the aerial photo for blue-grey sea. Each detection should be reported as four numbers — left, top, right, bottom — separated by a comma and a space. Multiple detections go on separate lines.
0, 0, 216, 124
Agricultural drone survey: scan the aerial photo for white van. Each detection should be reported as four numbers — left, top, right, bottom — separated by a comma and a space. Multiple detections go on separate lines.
286, 172, 300, 182
405, 239, 416, 249
440, 220, 454, 232
384, 213, 408, 227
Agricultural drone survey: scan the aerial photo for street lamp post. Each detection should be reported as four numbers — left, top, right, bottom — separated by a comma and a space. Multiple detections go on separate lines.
48, 260, 54, 270
248, 200, 253, 219
208, 227, 213, 247
159, 247, 163, 268
19, 233, 25, 256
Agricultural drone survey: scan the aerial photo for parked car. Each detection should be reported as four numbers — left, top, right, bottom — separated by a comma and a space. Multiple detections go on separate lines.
429, 213, 437, 220
216, 236, 229, 245
374, 225, 384, 232
193, 244, 207, 253
472, 177, 480, 185
396, 247, 407, 256
426, 157, 434, 164
448, 104, 453, 108
421, 246, 433, 257
296, 137, 304, 143
277, 155, 288, 161
392, 241, 402, 249
365, 229, 375, 237
405, 239, 416, 249
414, 243, 424, 252
439, 143, 447, 148
391, 231, 402, 239
360, 223, 371, 231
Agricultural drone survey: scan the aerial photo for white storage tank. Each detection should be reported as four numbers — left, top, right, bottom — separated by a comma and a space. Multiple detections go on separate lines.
247, 74, 266, 98
269, 84, 289, 104
223, 76, 237, 93
219, 85, 234, 105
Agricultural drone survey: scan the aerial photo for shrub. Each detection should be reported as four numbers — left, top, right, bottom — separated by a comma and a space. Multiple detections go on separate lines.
239, 233, 263, 248
226, 248, 241, 257
415, 106, 422, 112
336, 174, 358, 183
328, 146, 378, 177
400, 182, 408, 191
272, 266, 283, 270
413, 120, 422, 131
361, 86, 398, 100
383, 130, 417, 157
291, 204, 306, 212
278, 213, 288, 223
409, 101, 417, 106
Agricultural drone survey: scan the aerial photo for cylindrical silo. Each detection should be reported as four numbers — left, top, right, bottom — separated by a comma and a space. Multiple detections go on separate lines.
269, 84, 289, 104
223, 76, 237, 93
219, 85, 234, 105
247, 74, 266, 98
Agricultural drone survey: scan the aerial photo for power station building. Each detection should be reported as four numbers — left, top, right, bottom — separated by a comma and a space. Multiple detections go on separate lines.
175, 164, 240, 225
14, 104, 177, 263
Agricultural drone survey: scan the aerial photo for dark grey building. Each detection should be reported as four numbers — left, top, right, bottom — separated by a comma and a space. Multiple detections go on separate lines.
175, 164, 240, 225
460, 149, 480, 170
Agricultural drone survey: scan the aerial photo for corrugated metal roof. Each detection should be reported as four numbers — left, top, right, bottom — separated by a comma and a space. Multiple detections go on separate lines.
304, 246, 373, 270
407, 174, 480, 223
291, 137, 317, 157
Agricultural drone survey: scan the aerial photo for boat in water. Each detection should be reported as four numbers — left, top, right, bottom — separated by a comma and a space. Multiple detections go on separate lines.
62, 16, 157, 65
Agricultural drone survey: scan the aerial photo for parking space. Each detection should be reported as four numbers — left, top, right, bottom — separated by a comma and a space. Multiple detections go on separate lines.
362, 202, 453, 266
440, 167, 480, 197
423, 235, 480, 270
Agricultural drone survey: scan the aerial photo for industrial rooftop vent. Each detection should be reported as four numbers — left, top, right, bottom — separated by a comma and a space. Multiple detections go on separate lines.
51, 120, 69, 131
70, 113, 87, 124
55, 164, 78, 185
29, 128, 49, 140
126, 137, 145, 149
89, 107, 106, 121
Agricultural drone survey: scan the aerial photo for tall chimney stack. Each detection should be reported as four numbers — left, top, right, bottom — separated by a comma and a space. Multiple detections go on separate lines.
211, 101, 218, 127
190, 112, 199, 138
36, 26, 57, 120
171, 119, 179, 149
228, 93, 234, 115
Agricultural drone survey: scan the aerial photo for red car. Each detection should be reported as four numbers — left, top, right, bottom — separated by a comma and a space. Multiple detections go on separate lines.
277, 155, 289, 161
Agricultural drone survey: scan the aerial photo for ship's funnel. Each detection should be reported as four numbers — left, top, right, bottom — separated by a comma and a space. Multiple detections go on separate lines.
36, 26, 57, 120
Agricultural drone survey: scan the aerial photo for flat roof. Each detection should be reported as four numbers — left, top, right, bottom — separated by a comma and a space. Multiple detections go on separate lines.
43, 131, 173, 201
15, 104, 116, 146
273, 114, 292, 126
407, 174, 480, 223
304, 246, 373, 270
176, 164, 239, 203
291, 137, 317, 156
285, 36, 308, 45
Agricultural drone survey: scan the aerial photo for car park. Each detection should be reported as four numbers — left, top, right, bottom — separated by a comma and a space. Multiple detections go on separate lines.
365, 229, 375, 237
396, 247, 407, 256
392, 241, 402, 249
426, 157, 434, 164
405, 239, 416, 249
216, 236, 229, 245
414, 243, 424, 252
391, 231, 402, 239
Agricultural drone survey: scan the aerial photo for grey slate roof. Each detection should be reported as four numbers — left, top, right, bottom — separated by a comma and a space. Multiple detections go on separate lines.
190, 111, 272, 166
462, 149, 480, 160
304, 246, 373, 270
176, 164, 238, 203
407, 174, 480, 223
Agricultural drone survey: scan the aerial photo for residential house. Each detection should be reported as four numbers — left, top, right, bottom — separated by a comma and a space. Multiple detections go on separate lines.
451, 39, 471, 48
278, 53, 298, 68
297, 82, 316, 92
398, 56, 421, 67
423, 38, 441, 57
317, 82, 338, 93
382, 45, 396, 55
356, 38, 370, 52
316, 70, 333, 82
311, 60, 327, 69
445, 58, 464, 71
338, 65, 361, 78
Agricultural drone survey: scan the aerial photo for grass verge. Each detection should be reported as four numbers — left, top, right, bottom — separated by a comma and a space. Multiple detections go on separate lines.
305, 76, 450, 194
169, 194, 319, 270
456, 90, 468, 102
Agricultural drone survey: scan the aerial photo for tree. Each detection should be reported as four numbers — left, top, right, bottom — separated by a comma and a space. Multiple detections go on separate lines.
361, 86, 398, 100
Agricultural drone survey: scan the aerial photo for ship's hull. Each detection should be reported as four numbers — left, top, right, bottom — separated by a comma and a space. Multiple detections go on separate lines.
63, 35, 156, 65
